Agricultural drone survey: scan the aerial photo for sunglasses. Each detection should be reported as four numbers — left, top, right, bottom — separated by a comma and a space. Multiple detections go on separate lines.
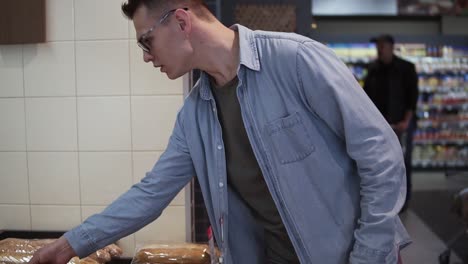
137, 7, 189, 53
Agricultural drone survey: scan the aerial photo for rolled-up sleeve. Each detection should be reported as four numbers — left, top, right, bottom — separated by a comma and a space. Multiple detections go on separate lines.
65, 108, 195, 257
296, 41, 407, 263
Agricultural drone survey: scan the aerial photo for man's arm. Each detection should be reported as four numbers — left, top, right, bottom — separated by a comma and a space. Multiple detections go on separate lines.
392, 110, 413, 133
30, 109, 195, 263
394, 62, 419, 133
296, 41, 406, 264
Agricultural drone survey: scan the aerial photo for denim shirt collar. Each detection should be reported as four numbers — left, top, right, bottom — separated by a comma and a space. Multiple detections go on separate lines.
199, 24, 260, 101
231, 24, 261, 72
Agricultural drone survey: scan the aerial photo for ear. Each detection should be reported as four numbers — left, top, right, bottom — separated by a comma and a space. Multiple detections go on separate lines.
174, 8, 192, 36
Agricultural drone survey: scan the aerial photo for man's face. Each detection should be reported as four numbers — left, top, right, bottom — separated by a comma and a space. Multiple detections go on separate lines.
376, 41, 394, 64
132, 5, 192, 80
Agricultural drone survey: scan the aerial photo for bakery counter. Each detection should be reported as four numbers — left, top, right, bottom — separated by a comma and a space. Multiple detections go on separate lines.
0, 230, 131, 264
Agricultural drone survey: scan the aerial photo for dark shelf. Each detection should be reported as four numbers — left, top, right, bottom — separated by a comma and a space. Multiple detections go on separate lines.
413, 165, 468, 171
413, 140, 468, 145
313, 15, 442, 21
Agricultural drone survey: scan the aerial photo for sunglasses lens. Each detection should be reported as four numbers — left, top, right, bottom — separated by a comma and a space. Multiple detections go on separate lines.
137, 41, 149, 53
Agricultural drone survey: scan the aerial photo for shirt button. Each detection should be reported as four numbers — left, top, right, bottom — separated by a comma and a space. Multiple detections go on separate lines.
219, 182, 224, 188
217, 145, 223, 150
212, 107, 216, 112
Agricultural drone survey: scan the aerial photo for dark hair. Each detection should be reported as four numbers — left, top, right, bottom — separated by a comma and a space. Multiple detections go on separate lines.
370, 34, 395, 45
121, 0, 212, 20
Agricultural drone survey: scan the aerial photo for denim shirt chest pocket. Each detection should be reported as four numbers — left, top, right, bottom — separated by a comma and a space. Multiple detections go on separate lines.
265, 112, 315, 164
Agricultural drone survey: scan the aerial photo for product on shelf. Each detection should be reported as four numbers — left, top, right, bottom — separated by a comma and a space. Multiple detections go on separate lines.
328, 43, 468, 169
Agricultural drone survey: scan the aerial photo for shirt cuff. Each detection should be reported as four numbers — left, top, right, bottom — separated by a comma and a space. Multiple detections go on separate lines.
63, 225, 98, 258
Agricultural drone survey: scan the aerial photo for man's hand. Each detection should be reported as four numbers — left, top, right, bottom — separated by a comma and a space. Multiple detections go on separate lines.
391, 120, 409, 134
29, 236, 76, 264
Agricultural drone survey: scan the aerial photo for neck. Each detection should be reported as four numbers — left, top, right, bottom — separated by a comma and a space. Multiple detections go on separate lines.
191, 21, 239, 87
380, 54, 394, 64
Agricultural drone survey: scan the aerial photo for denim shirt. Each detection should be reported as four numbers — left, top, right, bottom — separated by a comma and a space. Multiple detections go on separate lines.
65, 24, 411, 264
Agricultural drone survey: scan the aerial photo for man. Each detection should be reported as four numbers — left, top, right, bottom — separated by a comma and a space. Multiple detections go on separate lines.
363, 34, 419, 212
29, 1, 410, 263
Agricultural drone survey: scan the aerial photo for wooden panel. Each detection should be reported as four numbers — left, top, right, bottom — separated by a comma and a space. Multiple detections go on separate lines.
0, 0, 46, 44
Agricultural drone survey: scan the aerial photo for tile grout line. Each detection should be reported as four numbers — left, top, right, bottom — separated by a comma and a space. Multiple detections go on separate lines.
128, 35, 137, 251
21, 42, 33, 231
0, 150, 166, 153
0, 94, 184, 99
0, 203, 185, 207
72, 0, 83, 224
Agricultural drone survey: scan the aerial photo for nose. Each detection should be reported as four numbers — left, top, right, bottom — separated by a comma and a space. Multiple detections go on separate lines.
143, 51, 153, 63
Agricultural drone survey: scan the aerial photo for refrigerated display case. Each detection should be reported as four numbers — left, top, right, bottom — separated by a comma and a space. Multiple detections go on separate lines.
328, 43, 468, 170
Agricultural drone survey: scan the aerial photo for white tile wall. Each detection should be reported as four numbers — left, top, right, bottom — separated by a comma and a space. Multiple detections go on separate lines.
79, 152, 133, 205
0, 0, 188, 248
131, 96, 183, 151
31, 205, 81, 230
117, 235, 137, 258
26, 97, 78, 151
45, 0, 75, 42
0, 45, 24, 97
74, 0, 128, 40
77, 97, 131, 151
0, 152, 29, 204
0, 98, 26, 151
132, 151, 162, 183
75, 41, 129, 96
0, 205, 31, 230
130, 45, 183, 95
28, 152, 80, 205
23, 42, 76, 97
128, 21, 136, 40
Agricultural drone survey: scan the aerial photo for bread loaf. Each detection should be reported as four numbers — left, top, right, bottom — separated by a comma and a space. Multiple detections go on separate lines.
0, 238, 55, 254
0, 238, 121, 264
132, 244, 214, 264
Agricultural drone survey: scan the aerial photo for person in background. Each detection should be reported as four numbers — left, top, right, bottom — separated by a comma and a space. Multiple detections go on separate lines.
364, 34, 419, 212
453, 188, 468, 226
29, 1, 410, 263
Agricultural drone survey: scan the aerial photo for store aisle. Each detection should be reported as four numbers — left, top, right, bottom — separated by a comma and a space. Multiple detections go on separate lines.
400, 210, 462, 263
400, 172, 467, 264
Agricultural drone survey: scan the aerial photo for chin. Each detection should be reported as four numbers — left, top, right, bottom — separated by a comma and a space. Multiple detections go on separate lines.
166, 70, 187, 80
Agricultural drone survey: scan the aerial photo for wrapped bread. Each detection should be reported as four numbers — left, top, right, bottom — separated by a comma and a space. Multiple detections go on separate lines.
0, 238, 122, 264
132, 243, 219, 264
87, 244, 123, 263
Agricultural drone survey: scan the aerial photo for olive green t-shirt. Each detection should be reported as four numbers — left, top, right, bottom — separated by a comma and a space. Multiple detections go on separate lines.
210, 76, 299, 264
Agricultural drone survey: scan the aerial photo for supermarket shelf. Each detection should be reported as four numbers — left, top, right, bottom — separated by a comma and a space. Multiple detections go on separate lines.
417, 121, 468, 129
412, 165, 468, 172
418, 103, 468, 111
310, 33, 468, 46
413, 139, 468, 145
329, 43, 468, 172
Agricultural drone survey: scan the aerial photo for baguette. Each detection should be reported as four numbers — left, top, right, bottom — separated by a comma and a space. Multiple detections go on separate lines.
133, 244, 213, 264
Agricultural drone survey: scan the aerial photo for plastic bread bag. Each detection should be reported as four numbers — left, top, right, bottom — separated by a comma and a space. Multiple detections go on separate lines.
0, 238, 122, 264
87, 243, 123, 263
131, 243, 221, 264
0, 238, 56, 264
